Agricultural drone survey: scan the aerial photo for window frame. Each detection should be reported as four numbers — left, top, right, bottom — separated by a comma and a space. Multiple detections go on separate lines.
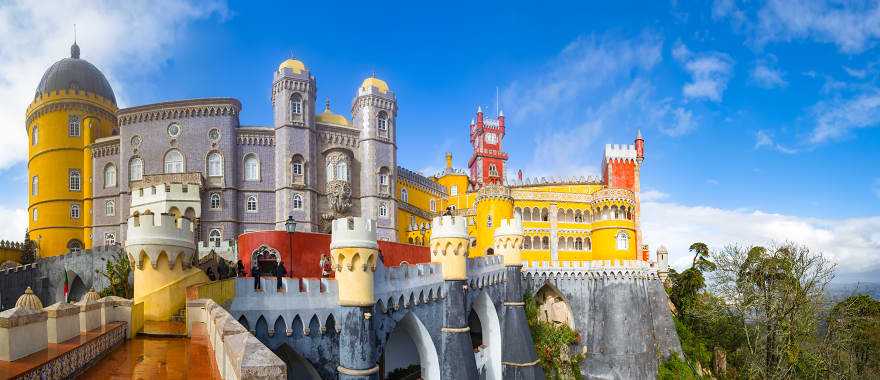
164, 149, 185, 174
31, 125, 38, 145
129, 157, 144, 181
31, 176, 38, 196
68, 115, 80, 137
244, 154, 260, 181
105, 200, 115, 216
209, 229, 222, 247
104, 232, 116, 246
207, 152, 223, 177
209, 193, 221, 210
104, 164, 117, 188
401, 188, 408, 203
70, 203, 80, 219
378, 202, 388, 218
68, 169, 81, 192
246, 195, 258, 213
616, 230, 629, 250
292, 193, 303, 210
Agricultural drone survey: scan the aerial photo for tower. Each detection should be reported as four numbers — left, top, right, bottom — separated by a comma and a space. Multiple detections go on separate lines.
331, 217, 379, 379
473, 185, 514, 257
600, 131, 645, 258
493, 217, 545, 379
468, 106, 508, 188
273, 58, 319, 232
352, 75, 397, 241
27, 42, 118, 256
430, 216, 479, 379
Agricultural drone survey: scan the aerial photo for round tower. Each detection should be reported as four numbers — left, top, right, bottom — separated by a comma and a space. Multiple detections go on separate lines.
330, 217, 378, 306
473, 185, 514, 257
493, 216, 524, 267
27, 43, 118, 256
429, 215, 469, 280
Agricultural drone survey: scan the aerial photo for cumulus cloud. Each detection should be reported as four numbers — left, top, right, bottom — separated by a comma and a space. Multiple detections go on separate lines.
0, 206, 27, 241
673, 42, 734, 102
641, 200, 880, 280
755, 0, 880, 54
751, 62, 787, 88
754, 129, 798, 154
810, 89, 880, 143
0, 1, 228, 171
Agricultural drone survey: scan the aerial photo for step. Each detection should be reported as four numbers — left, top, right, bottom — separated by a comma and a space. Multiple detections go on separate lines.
139, 320, 187, 337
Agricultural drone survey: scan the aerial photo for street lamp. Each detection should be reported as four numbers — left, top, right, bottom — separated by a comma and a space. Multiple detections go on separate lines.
285, 216, 297, 233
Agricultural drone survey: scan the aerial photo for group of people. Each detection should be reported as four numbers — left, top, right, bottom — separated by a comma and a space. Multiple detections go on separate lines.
244, 259, 287, 291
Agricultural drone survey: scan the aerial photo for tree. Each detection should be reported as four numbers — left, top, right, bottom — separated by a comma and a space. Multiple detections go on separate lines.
823, 294, 880, 378
711, 243, 835, 379
669, 243, 716, 321
524, 293, 585, 379
97, 248, 133, 299
20, 230, 36, 264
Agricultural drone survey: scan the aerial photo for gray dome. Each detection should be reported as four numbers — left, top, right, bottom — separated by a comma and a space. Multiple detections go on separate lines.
36, 43, 116, 105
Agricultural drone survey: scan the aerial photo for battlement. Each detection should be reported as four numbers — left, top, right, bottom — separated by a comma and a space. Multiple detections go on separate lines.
508, 175, 603, 187
126, 213, 195, 247
0, 240, 26, 252
330, 217, 377, 250
494, 216, 523, 238
525, 259, 651, 270
430, 216, 468, 239
604, 143, 637, 162
131, 183, 200, 205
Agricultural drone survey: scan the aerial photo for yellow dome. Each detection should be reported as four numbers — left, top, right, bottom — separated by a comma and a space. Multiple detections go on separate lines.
361, 76, 389, 94
315, 99, 350, 127
278, 58, 306, 74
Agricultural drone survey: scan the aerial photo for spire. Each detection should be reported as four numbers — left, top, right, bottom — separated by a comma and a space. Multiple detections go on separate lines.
636, 129, 643, 140
324, 98, 331, 112
477, 105, 483, 114
499, 109, 504, 117
71, 24, 80, 59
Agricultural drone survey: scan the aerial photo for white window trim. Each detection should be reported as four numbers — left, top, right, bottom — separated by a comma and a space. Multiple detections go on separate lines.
378, 203, 388, 218
209, 229, 222, 247
207, 152, 224, 177
246, 195, 258, 213
68, 169, 81, 192
31, 176, 38, 196
164, 149, 185, 174
292, 194, 303, 210
244, 154, 260, 182
209, 193, 221, 210
104, 164, 117, 188
68, 115, 80, 137
70, 203, 80, 219
105, 200, 115, 216
31, 126, 38, 145
129, 157, 144, 181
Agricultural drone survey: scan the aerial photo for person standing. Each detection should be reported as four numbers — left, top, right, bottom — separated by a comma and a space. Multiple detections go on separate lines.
252, 262, 262, 291
236, 259, 245, 277
274, 260, 287, 291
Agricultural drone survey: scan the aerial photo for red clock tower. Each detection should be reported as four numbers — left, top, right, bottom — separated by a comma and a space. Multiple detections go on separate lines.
468, 106, 508, 188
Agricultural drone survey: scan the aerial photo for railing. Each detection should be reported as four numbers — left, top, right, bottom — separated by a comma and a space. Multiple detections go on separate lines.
188, 279, 236, 307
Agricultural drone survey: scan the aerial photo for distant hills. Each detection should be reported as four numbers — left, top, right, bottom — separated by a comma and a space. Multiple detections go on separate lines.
827, 282, 880, 301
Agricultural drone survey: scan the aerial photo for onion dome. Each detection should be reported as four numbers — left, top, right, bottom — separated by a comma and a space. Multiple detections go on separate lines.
15, 287, 43, 310
36, 42, 116, 104
360, 75, 389, 94
278, 58, 306, 74
82, 288, 100, 303
315, 99, 350, 127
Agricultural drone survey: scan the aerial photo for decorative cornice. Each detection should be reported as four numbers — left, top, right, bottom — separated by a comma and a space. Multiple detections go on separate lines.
237, 128, 275, 146
26, 100, 117, 127
118, 98, 241, 126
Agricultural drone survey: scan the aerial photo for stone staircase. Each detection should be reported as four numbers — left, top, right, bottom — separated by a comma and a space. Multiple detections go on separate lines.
140, 308, 187, 337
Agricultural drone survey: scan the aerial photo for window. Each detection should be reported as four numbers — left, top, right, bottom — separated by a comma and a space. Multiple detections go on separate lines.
378, 202, 388, 218
31, 176, 38, 196
487, 215, 493, 227
450, 185, 458, 196
164, 149, 185, 173
31, 126, 38, 145
292, 161, 303, 176
246, 195, 258, 212
105, 200, 115, 216
32, 208, 37, 221
104, 233, 116, 246
67, 239, 82, 254
208, 128, 220, 141
292, 194, 303, 209
616, 231, 629, 250
244, 154, 259, 181
70, 203, 80, 219
167, 122, 181, 138
377, 111, 388, 136
68, 115, 80, 137
207, 152, 223, 177
68, 169, 81, 191
104, 164, 117, 188
401, 188, 408, 203
209, 229, 222, 247
290, 93, 303, 116
488, 164, 499, 177
336, 161, 348, 182
378, 168, 390, 195
575, 238, 583, 250
129, 157, 144, 181
430, 199, 437, 212
209, 193, 221, 209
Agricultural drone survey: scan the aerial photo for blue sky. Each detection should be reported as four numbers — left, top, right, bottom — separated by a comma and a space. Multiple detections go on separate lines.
1, 0, 878, 280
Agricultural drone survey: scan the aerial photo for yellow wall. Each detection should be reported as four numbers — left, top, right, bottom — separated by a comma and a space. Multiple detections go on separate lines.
331, 246, 377, 306
27, 90, 117, 257
395, 178, 442, 244
472, 197, 513, 257
0, 248, 22, 264
132, 253, 209, 321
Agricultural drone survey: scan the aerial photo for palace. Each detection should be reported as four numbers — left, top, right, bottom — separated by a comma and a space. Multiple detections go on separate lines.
26, 42, 647, 266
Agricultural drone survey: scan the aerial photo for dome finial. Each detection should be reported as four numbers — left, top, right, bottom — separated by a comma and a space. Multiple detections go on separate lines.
324, 98, 331, 112
71, 24, 80, 59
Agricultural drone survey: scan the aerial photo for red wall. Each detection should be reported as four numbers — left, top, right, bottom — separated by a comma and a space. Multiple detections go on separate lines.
608, 161, 636, 191
237, 231, 430, 279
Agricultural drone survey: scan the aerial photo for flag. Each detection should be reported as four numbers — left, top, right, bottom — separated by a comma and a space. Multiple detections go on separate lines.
63, 270, 69, 303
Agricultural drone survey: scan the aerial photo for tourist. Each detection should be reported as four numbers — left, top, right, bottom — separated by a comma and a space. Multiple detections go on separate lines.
218, 259, 229, 279
252, 262, 262, 291
236, 259, 245, 277
274, 260, 287, 291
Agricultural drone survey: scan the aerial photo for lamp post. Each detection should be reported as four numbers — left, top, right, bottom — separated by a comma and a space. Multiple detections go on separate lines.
420, 225, 427, 246
284, 216, 296, 280
285, 216, 297, 233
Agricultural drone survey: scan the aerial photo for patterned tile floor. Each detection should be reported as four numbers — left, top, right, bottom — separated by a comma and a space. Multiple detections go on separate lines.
80, 323, 221, 379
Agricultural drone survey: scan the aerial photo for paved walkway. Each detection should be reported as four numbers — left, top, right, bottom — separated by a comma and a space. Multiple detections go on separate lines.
81, 323, 221, 379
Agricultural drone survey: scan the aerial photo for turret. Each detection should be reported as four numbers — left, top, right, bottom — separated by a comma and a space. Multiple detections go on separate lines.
635, 129, 645, 162
429, 215, 469, 280
494, 216, 524, 266
330, 217, 378, 306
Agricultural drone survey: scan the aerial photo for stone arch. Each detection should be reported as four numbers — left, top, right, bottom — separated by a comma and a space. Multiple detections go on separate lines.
382, 312, 441, 380
273, 315, 286, 337
275, 343, 321, 380
535, 282, 574, 329
238, 315, 250, 331
470, 291, 502, 380
291, 315, 304, 335
67, 271, 87, 302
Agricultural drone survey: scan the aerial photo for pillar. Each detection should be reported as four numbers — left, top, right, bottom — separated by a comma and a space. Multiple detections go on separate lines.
494, 217, 545, 379
331, 217, 379, 379
430, 215, 478, 380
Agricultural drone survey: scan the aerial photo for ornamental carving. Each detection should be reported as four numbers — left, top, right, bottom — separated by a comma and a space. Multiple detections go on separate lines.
323, 180, 352, 223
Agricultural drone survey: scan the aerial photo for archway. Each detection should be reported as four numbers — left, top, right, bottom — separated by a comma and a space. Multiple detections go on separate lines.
535, 283, 574, 329
275, 343, 321, 380
67, 273, 87, 302
470, 291, 502, 380
251, 245, 279, 275
382, 312, 440, 380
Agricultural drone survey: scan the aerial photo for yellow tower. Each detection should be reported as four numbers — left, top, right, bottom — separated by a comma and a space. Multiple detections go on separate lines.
330, 217, 378, 306
429, 215, 469, 280
493, 216, 524, 267
27, 43, 118, 257
472, 185, 514, 257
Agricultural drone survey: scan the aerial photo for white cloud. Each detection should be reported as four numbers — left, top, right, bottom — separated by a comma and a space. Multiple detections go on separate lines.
642, 200, 880, 279
755, 0, 880, 54
754, 129, 798, 154
673, 42, 734, 102
0, 1, 228, 170
844, 66, 868, 79
640, 189, 669, 202
751, 62, 787, 88
706, 179, 720, 186
0, 206, 27, 241
810, 89, 880, 143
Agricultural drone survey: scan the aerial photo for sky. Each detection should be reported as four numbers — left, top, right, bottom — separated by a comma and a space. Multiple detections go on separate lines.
0, 0, 878, 281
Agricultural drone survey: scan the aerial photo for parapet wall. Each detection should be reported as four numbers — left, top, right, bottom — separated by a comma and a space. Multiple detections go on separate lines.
126, 213, 195, 248
130, 183, 201, 218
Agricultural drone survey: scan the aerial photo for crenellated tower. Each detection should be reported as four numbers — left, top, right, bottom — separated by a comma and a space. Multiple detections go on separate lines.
468, 107, 508, 188
601, 130, 646, 256
331, 217, 379, 379
273, 58, 319, 232
352, 76, 398, 241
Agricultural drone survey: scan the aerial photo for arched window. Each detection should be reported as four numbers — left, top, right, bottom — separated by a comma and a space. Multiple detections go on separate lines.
209, 193, 221, 209
292, 194, 303, 209
542, 236, 550, 249
523, 236, 532, 249
541, 208, 549, 222
326, 162, 335, 182
523, 207, 531, 221
209, 229, 222, 247
336, 161, 348, 182
244, 154, 260, 181
68, 115, 80, 137
70, 203, 80, 219
488, 163, 498, 177
616, 231, 629, 250
378, 202, 388, 218
246, 195, 258, 212
575, 238, 583, 250
31, 176, 38, 196
401, 188, 409, 203
207, 152, 223, 177
68, 169, 81, 191
164, 149, 185, 173
104, 233, 116, 246
487, 215, 493, 227
129, 157, 143, 181
377, 111, 388, 136
586, 237, 592, 251
67, 239, 83, 254
32, 208, 37, 221
292, 155, 304, 176
31, 126, 38, 145
104, 164, 117, 188
378, 167, 390, 195
430, 199, 437, 212
575, 210, 583, 223
558, 237, 566, 250
105, 200, 115, 216
450, 185, 458, 196
290, 93, 303, 116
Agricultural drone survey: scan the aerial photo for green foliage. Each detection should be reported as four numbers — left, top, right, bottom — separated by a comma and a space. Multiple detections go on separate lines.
668, 242, 717, 323
524, 293, 585, 379
823, 294, 880, 378
659, 353, 700, 380
20, 230, 36, 264
96, 248, 132, 299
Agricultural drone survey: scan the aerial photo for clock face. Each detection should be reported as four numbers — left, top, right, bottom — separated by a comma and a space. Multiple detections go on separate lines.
485, 133, 497, 144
